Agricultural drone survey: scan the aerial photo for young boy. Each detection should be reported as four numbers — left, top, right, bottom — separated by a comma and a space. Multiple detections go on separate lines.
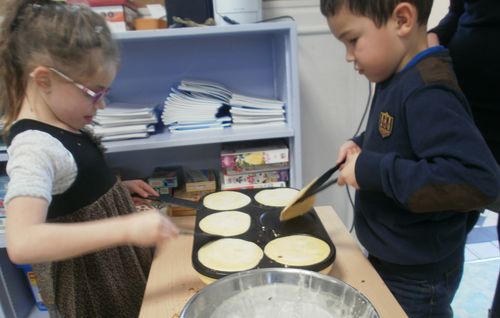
320, 1, 500, 317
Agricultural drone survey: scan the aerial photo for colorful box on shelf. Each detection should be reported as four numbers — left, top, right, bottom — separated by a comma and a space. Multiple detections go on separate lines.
220, 142, 289, 169
184, 169, 217, 193
220, 181, 286, 191
224, 162, 289, 175
17, 264, 47, 311
89, 0, 139, 32
147, 166, 179, 194
221, 169, 289, 185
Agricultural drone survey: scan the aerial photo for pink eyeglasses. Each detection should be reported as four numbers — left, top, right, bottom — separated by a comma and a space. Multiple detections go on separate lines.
49, 67, 110, 105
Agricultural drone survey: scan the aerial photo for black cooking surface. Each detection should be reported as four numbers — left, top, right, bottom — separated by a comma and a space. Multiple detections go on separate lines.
191, 189, 336, 280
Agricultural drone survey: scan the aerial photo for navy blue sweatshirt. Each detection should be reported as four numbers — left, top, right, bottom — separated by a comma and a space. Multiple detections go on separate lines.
353, 47, 500, 279
429, 0, 500, 162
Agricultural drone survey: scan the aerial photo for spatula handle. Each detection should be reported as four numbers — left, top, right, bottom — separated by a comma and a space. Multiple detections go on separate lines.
145, 194, 201, 209
304, 178, 338, 199
298, 159, 345, 203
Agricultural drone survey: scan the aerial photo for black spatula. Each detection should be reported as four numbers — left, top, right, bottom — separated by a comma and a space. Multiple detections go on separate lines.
280, 159, 345, 221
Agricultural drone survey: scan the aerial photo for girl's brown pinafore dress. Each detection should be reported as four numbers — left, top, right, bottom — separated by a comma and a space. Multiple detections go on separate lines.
8, 119, 153, 318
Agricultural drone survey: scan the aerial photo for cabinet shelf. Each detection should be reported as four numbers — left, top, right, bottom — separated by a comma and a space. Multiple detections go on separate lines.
108, 21, 302, 187
104, 125, 295, 153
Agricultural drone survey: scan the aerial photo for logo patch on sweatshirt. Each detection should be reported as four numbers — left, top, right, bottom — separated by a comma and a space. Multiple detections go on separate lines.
379, 112, 394, 138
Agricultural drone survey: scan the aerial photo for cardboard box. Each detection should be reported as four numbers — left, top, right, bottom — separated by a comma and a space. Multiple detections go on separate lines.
135, 17, 167, 30
130, 0, 163, 7
90, 1, 139, 32
184, 169, 217, 193
169, 188, 213, 216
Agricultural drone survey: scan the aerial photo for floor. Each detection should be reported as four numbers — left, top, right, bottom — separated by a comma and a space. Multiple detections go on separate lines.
453, 209, 500, 318
27, 210, 500, 318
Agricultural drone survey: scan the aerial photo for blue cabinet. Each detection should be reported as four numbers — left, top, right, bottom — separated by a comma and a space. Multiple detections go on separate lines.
105, 22, 302, 187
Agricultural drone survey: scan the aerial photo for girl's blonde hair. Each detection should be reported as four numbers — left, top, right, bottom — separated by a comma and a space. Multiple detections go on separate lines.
0, 0, 120, 135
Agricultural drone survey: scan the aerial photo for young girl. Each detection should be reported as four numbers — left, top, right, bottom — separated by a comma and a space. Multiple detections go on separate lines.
0, 1, 179, 317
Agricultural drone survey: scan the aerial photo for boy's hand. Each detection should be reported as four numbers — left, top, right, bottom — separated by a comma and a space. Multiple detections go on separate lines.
123, 210, 179, 247
338, 149, 360, 189
123, 179, 159, 198
336, 140, 361, 164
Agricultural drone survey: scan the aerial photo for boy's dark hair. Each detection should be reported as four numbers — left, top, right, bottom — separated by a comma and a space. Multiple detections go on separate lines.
320, 0, 434, 27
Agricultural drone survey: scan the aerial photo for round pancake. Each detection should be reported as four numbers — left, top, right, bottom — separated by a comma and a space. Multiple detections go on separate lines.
199, 211, 251, 236
264, 235, 331, 266
198, 238, 263, 272
203, 191, 251, 211
255, 188, 300, 207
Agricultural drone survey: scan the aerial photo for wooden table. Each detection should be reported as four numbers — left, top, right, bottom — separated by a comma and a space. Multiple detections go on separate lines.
139, 206, 408, 318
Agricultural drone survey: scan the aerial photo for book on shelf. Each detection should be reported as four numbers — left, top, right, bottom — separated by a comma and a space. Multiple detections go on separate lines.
168, 125, 230, 134
230, 107, 285, 116
94, 104, 158, 126
220, 141, 289, 169
229, 93, 285, 110
162, 84, 229, 133
178, 80, 231, 103
92, 124, 154, 137
162, 79, 287, 131
221, 169, 289, 185
167, 117, 231, 134
100, 132, 151, 141
0, 175, 8, 219
184, 169, 217, 192
224, 162, 289, 175
231, 122, 287, 130
147, 166, 181, 191
92, 102, 159, 141
170, 188, 214, 216
0, 218, 4, 248
94, 117, 158, 127
221, 181, 287, 191
230, 104, 286, 128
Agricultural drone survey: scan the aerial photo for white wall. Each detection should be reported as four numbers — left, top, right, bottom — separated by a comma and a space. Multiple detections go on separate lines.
429, 1, 449, 29
264, 0, 449, 225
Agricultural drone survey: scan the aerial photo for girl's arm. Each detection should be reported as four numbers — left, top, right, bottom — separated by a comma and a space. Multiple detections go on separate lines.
5, 196, 178, 264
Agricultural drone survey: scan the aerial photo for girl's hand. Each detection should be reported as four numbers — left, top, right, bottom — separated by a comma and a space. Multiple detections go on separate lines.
336, 140, 361, 165
123, 209, 179, 247
337, 149, 360, 189
123, 179, 159, 198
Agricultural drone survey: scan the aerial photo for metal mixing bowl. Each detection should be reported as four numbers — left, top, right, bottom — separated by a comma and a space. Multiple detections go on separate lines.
180, 268, 380, 318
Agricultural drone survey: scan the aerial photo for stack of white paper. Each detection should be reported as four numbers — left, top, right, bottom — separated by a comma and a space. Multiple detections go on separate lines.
162, 80, 231, 133
162, 79, 286, 132
91, 103, 158, 141
229, 93, 286, 129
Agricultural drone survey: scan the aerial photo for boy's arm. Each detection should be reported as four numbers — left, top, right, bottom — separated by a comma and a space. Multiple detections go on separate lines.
355, 87, 500, 213
428, 0, 465, 46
